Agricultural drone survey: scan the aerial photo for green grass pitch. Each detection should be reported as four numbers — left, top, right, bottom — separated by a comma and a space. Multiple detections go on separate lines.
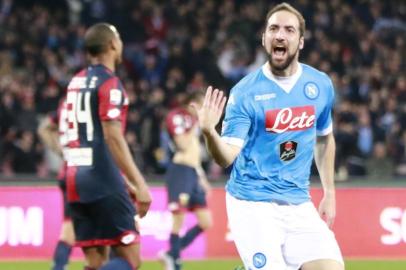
1, 260, 406, 270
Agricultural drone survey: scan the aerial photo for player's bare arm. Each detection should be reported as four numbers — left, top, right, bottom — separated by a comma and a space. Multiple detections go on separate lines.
37, 117, 63, 157
191, 86, 242, 168
314, 132, 336, 228
102, 120, 152, 218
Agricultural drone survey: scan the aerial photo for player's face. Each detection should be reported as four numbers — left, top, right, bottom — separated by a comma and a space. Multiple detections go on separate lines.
109, 25, 123, 65
113, 35, 123, 65
263, 10, 304, 71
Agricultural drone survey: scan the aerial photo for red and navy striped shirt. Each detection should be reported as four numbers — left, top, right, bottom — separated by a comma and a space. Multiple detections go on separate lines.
65, 64, 129, 203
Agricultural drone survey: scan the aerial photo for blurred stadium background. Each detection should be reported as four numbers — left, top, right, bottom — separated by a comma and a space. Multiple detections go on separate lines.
0, 0, 405, 269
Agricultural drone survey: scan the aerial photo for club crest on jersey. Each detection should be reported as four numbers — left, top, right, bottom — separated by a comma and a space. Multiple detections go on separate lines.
252, 252, 266, 268
304, 82, 319, 100
280, 140, 297, 161
265, 106, 315, 133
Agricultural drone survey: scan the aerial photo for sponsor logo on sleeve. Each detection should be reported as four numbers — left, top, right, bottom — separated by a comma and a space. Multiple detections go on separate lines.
109, 89, 122, 105
107, 108, 121, 118
120, 233, 136, 245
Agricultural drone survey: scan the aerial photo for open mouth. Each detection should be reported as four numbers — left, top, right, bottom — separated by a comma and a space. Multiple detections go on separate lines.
273, 46, 286, 57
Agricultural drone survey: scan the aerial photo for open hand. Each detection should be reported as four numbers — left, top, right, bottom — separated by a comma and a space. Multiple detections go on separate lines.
190, 86, 227, 135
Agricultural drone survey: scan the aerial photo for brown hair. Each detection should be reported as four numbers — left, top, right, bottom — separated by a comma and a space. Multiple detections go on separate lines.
265, 2, 305, 37
184, 90, 205, 105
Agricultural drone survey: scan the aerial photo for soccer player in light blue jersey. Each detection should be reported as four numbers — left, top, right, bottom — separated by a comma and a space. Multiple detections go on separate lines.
191, 3, 344, 270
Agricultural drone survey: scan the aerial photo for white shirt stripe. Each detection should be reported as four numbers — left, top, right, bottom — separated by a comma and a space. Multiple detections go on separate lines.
221, 136, 244, 148
316, 123, 333, 136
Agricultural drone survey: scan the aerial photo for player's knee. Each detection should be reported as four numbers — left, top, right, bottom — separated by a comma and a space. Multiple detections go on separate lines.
60, 231, 75, 246
60, 236, 75, 246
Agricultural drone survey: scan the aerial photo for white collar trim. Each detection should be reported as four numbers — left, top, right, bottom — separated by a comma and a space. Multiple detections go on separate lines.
262, 62, 303, 94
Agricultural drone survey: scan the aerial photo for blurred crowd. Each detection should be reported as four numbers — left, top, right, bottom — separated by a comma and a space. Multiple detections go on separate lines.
0, 0, 405, 180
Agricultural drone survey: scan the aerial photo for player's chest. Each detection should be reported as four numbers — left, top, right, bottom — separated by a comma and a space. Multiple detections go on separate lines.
251, 82, 325, 133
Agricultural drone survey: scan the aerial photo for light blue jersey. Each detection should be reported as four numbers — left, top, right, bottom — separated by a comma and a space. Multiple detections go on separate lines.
222, 63, 334, 204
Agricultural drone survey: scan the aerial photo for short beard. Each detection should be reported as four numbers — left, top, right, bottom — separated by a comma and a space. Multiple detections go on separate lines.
268, 45, 299, 73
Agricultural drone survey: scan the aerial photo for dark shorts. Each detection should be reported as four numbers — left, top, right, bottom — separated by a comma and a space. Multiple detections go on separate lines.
69, 192, 138, 247
58, 179, 72, 219
165, 163, 207, 212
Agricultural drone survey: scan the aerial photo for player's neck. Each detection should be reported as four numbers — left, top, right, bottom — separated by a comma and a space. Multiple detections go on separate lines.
89, 56, 115, 73
268, 61, 299, 77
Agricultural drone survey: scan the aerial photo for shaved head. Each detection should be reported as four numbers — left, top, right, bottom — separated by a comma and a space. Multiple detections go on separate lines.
84, 23, 119, 56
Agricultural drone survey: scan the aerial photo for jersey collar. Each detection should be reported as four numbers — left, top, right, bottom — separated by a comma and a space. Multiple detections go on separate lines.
261, 62, 303, 94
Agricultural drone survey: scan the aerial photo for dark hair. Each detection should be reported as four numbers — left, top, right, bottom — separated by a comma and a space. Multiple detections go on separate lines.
84, 23, 117, 56
265, 2, 305, 37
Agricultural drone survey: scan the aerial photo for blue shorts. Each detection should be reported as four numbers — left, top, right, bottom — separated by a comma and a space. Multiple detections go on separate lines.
165, 163, 207, 212
58, 179, 72, 219
69, 192, 138, 247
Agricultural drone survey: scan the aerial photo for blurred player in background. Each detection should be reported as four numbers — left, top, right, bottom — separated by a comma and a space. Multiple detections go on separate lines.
159, 91, 213, 270
38, 99, 74, 270
64, 23, 151, 270
192, 2, 344, 270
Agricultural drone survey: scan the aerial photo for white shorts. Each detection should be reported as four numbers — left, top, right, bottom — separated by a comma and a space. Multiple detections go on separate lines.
226, 193, 344, 270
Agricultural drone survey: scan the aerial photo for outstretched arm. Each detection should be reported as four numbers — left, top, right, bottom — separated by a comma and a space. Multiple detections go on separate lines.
191, 86, 242, 168
314, 132, 336, 228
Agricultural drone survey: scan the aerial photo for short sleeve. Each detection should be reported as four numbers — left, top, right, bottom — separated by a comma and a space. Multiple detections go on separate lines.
221, 88, 252, 147
316, 78, 335, 136
98, 77, 126, 121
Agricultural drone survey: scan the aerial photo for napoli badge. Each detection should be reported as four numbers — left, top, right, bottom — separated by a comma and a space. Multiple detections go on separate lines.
304, 82, 319, 100
252, 252, 267, 268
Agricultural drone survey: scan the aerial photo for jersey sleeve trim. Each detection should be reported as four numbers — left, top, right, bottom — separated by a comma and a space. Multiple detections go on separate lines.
316, 123, 333, 136
221, 136, 244, 147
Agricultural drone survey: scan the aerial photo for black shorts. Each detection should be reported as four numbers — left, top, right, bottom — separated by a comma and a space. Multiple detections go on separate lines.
69, 192, 138, 247
58, 179, 72, 219
165, 163, 207, 212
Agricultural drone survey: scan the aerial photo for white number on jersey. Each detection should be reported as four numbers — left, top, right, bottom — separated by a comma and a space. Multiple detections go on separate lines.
66, 91, 94, 142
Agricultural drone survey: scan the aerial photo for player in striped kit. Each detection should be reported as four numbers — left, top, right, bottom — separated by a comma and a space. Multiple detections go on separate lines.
159, 92, 212, 270
64, 23, 151, 270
